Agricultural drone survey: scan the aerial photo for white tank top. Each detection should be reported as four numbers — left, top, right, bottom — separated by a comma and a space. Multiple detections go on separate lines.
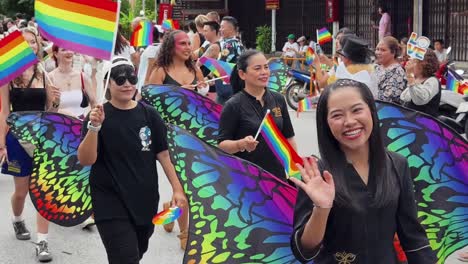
59, 90, 85, 118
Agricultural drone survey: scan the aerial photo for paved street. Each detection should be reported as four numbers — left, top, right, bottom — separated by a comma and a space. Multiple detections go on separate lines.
0, 110, 465, 263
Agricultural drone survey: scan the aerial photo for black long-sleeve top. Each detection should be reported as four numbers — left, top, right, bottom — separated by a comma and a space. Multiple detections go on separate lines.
291, 152, 437, 263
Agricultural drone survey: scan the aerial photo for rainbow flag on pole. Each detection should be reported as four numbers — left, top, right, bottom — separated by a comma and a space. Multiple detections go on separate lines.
161, 19, 174, 31
35, 0, 120, 60
199, 57, 235, 83
0, 30, 39, 87
298, 97, 314, 112
130, 20, 154, 47
260, 113, 303, 179
305, 47, 316, 65
447, 70, 468, 95
317, 27, 332, 45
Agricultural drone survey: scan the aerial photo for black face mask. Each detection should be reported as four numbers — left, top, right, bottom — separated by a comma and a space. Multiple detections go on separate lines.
113, 74, 138, 86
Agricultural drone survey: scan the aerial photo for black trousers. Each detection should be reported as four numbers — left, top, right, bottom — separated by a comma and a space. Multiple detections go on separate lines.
96, 219, 155, 264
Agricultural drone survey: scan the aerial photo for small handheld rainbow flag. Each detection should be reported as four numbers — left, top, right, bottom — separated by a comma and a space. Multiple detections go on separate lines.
298, 97, 314, 112
259, 112, 303, 179
152, 207, 182, 225
130, 20, 153, 47
199, 57, 235, 83
0, 30, 39, 87
317, 27, 332, 45
161, 19, 174, 31
447, 70, 468, 95
35, 0, 120, 60
305, 47, 316, 66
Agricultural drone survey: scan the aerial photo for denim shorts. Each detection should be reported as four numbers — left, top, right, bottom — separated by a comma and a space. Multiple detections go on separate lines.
1, 132, 33, 177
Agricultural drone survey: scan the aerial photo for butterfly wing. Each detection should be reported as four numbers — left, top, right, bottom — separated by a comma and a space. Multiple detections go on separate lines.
141, 85, 221, 146
7, 112, 92, 227
268, 59, 290, 93
376, 101, 468, 263
167, 124, 300, 264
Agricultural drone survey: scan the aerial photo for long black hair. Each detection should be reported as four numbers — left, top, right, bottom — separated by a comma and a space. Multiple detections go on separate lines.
230, 49, 262, 94
316, 79, 397, 208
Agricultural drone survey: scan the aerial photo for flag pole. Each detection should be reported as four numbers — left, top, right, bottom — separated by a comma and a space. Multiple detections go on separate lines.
101, 1, 122, 104
254, 109, 271, 141
316, 29, 319, 46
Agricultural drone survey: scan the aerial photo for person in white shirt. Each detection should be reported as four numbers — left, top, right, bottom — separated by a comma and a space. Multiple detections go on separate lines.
282, 34, 299, 66
433, 39, 448, 63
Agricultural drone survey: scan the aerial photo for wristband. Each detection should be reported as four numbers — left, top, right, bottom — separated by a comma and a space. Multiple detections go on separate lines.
87, 121, 102, 132
313, 203, 333, 209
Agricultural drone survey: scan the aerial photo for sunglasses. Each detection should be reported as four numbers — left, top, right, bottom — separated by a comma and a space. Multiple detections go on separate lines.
113, 75, 138, 86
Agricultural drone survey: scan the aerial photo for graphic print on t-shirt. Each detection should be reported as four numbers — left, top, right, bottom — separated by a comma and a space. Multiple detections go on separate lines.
139, 126, 152, 151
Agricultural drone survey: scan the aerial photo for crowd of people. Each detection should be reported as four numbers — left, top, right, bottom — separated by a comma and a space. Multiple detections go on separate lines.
0, 4, 466, 264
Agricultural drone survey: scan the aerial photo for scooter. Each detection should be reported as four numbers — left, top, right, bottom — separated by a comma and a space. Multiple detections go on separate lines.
284, 69, 318, 110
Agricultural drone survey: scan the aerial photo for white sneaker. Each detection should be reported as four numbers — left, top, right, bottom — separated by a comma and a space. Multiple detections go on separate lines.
35, 240, 52, 262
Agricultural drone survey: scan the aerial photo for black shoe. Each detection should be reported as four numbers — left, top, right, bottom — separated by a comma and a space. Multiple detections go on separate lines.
13, 220, 31, 240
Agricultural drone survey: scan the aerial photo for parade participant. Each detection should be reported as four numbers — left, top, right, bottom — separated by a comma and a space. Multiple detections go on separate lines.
206, 11, 221, 24
198, 21, 221, 100
316, 36, 376, 94
400, 49, 441, 117
0, 27, 60, 263
115, 24, 138, 66
215, 16, 244, 104
187, 21, 200, 52
77, 57, 187, 263
148, 30, 205, 249
218, 50, 297, 181
148, 30, 208, 95
49, 45, 97, 118
137, 26, 164, 91
399, 37, 410, 67
317, 27, 353, 69
193, 15, 209, 54
375, 36, 407, 104
290, 79, 437, 263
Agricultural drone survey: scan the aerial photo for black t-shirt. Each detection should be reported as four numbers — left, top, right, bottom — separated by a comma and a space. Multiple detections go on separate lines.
218, 89, 295, 180
81, 102, 168, 226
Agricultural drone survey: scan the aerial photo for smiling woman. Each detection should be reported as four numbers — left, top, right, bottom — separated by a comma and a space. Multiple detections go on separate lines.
289, 79, 437, 263
148, 30, 208, 96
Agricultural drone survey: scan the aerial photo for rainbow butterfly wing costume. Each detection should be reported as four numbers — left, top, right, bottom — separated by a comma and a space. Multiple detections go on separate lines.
6, 86, 467, 263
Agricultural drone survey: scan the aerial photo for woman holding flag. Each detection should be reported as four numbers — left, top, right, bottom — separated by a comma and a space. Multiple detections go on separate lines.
289, 79, 436, 263
218, 49, 297, 181
0, 27, 60, 262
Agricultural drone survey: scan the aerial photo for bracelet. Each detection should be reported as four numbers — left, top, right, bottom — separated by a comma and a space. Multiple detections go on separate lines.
87, 121, 102, 132
313, 203, 333, 209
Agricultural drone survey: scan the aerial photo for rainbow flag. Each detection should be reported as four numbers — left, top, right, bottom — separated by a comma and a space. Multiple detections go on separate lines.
260, 113, 303, 179
0, 30, 39, 87
35, 0, 120, 60
130, 20, 153, 47
317, 27, 332, 45
305, 47, 315, 65
161, 19, 174, 31
447, 70, 468, 95
199, 57, 235, 83
298, 97, 314, 112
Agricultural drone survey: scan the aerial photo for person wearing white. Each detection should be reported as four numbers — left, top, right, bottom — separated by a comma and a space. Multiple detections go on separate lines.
282, 34, 299, 58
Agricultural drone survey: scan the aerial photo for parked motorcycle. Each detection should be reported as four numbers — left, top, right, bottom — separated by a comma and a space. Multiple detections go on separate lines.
284, 69, 318, 110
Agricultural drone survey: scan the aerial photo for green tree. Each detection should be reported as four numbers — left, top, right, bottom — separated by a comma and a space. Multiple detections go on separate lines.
256, 25, 272, 54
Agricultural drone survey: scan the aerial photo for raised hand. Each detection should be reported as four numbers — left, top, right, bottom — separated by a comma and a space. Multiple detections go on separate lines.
290, 157, 335, 208
89, 105, 105, 126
